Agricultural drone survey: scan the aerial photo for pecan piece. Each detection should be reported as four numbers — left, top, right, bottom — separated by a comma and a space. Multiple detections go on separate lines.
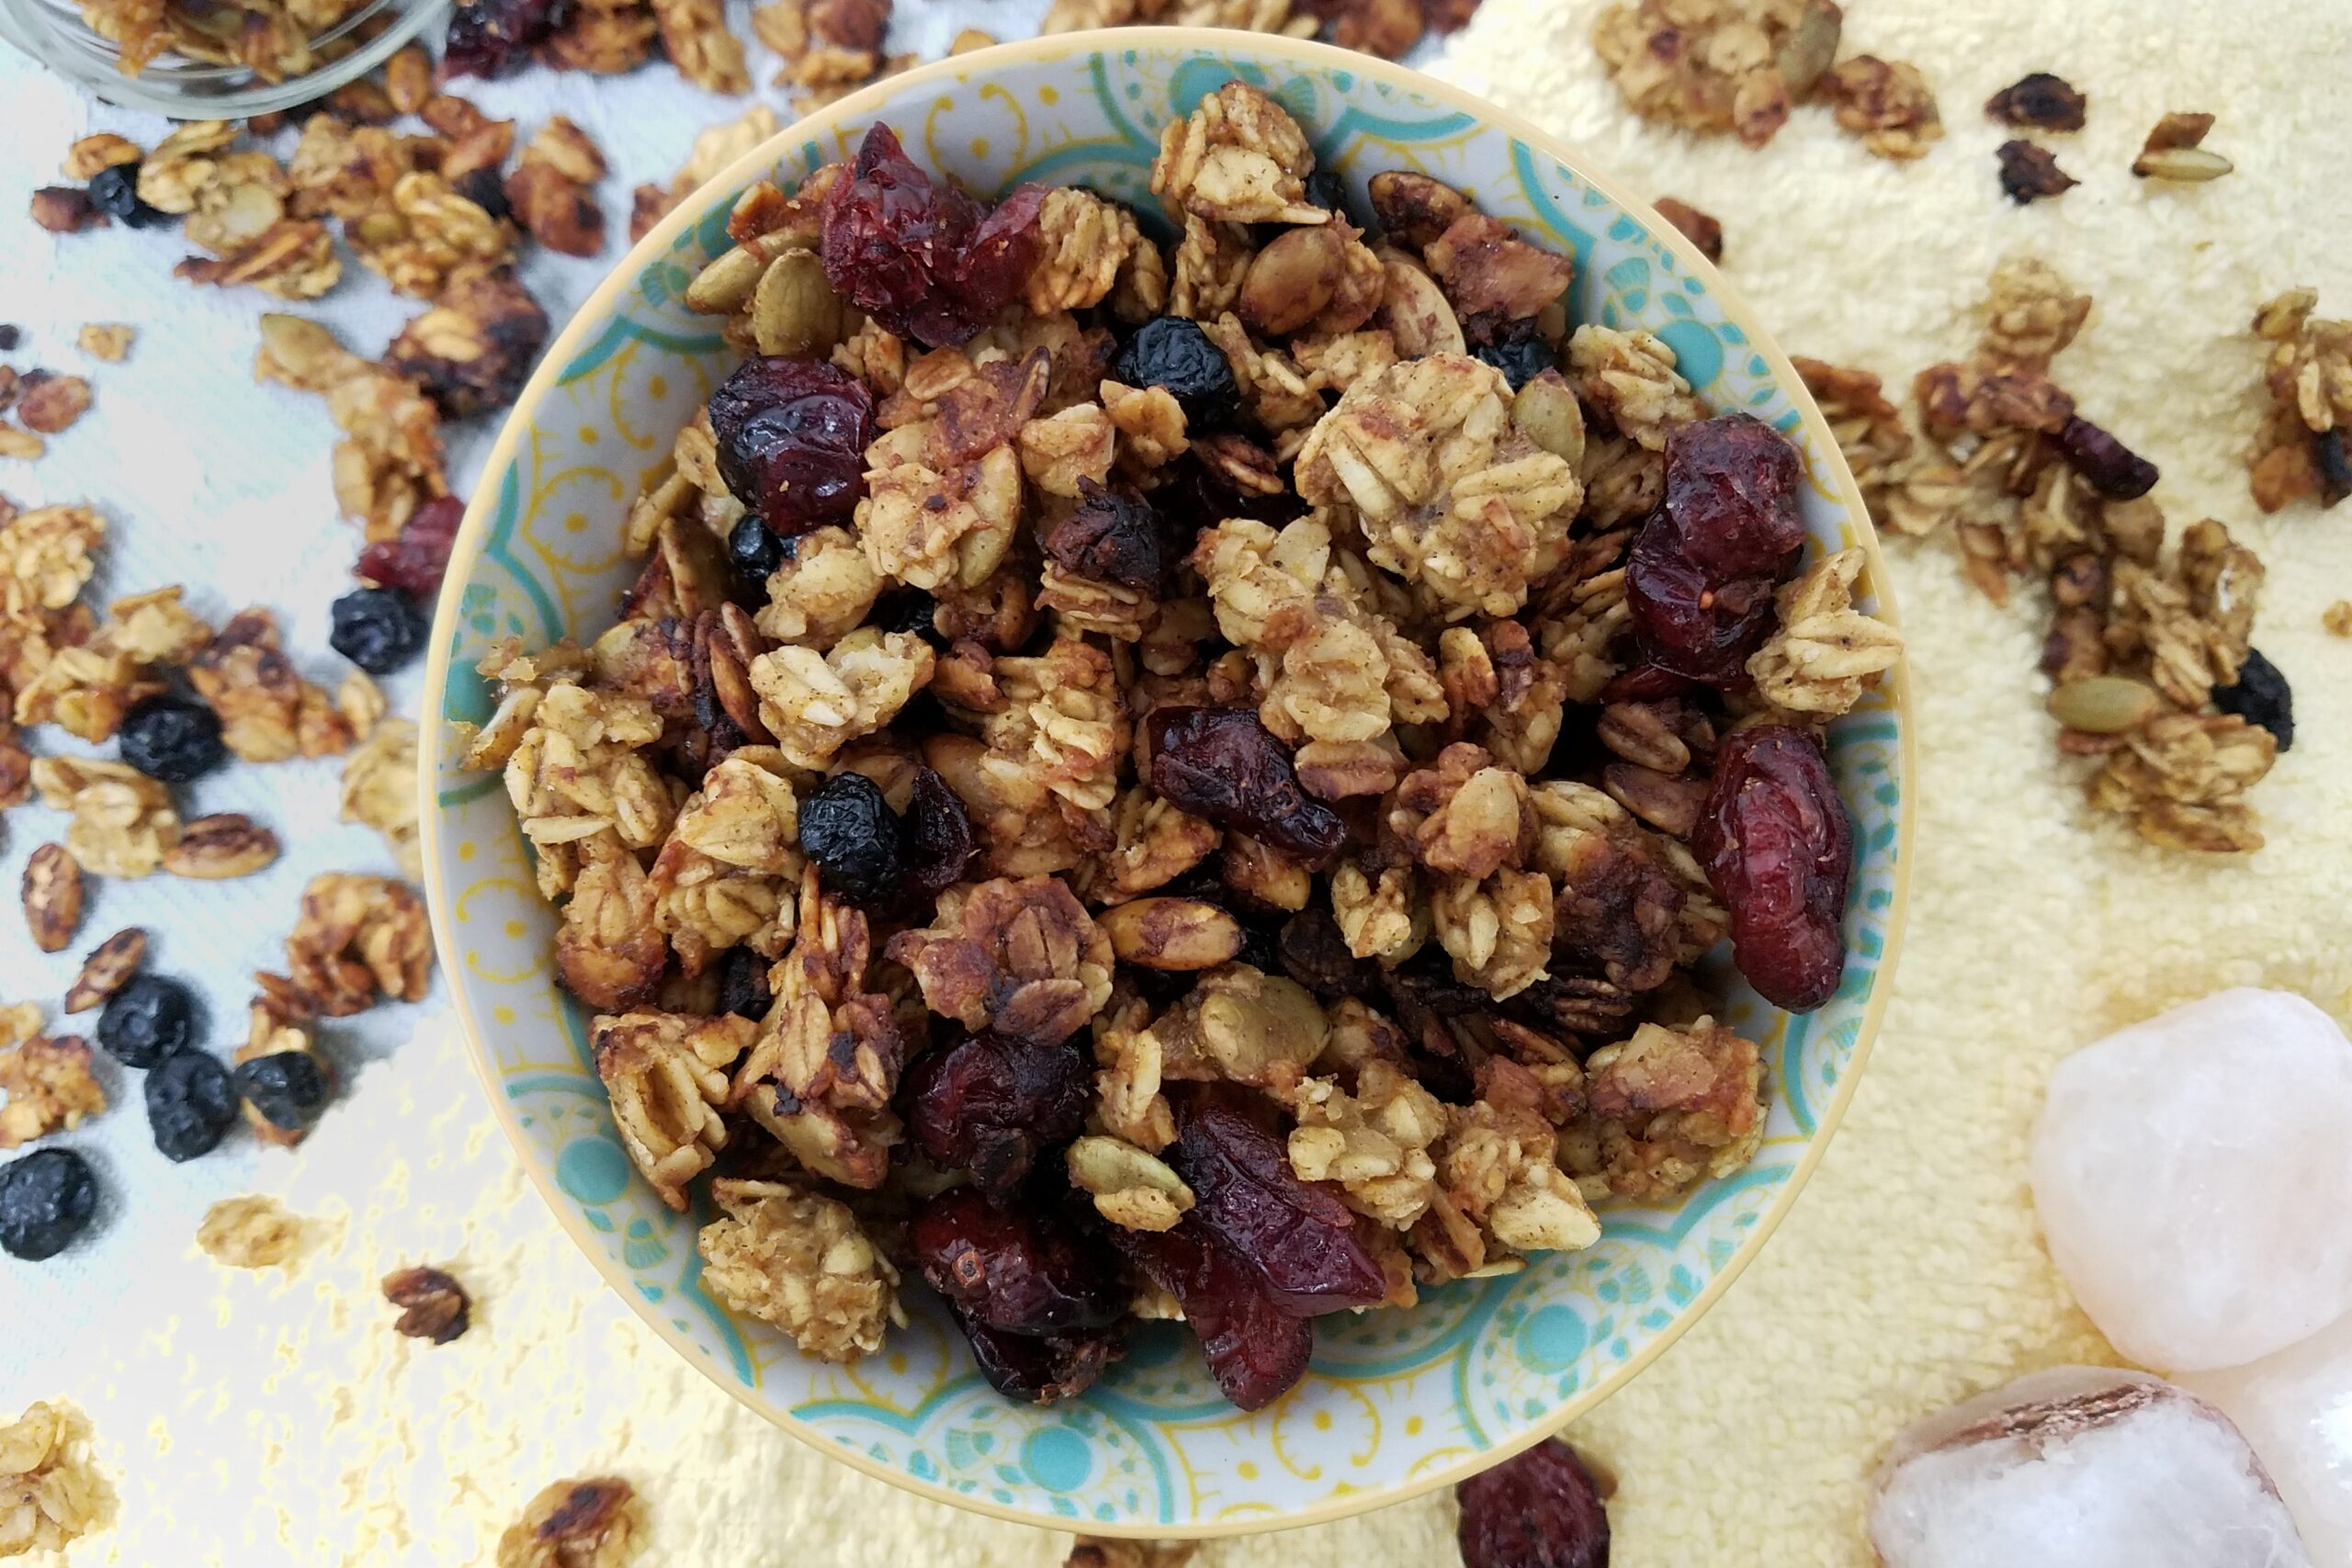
163, 813, 281, 879
22, 843, 83, 953
62, 927, 144, 1012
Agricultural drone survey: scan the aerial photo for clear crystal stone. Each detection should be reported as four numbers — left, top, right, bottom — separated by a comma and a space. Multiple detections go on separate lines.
2180, 1311, 2352, 1563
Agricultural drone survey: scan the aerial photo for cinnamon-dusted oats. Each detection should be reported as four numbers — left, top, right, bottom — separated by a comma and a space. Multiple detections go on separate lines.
278, 872, 431, 1016
890, 875, 1114, 1046
2246, 286, 2350, 512
188, 607, 354, 761
0, 1400, 111, 1555
1066, 1134, 1195, 1230
696, 1178, 903, 1361
1287, 1059, 1446, 1227
595, 1010, 755, 1209
1151, 81, 1327, 228
2088, 712, 2276, 854
350, 173, 513, 299
1564, 1017, 1765, 1201
651, 0, 749, 93
0, 1034, 104, 1148
31, 755, 181, 878
1746, 547, 1903, 715
1416, 1057, 1600, 1280
1591, 0, 1841, 148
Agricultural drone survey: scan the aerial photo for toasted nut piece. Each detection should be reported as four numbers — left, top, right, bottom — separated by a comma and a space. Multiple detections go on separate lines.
1097, 897, 1242, 971
163, 813, 282, 878
1367, 170, 1468, 251
2046, 675, 2160, 735
22, 843, 83, 953
63, 928, 145, 1013
1066, 1134, 1195, 1231
382, 1264, 470, 1343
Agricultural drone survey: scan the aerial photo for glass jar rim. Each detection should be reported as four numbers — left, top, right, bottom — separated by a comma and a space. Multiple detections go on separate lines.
0, 0, 447, 118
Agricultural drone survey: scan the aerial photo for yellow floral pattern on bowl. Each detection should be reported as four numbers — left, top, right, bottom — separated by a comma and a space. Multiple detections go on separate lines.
421, 32, 1911, 1536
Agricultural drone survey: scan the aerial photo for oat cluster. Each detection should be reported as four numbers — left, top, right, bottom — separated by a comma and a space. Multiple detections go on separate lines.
474, 85, 1896, 1405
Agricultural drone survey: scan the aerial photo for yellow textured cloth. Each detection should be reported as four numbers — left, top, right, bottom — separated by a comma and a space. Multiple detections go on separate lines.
29, 4, 2352, 1564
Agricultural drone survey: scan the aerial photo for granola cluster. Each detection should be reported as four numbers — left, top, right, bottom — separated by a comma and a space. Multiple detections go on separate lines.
0, 1400, 111, 1556
1040, 0, 1487, 62
1804, 258, 2282, 853
1591, 0, 1939, 160
476, 88, 1892, 1407
2248, 287, 2351, 513
80, 0, 364, 79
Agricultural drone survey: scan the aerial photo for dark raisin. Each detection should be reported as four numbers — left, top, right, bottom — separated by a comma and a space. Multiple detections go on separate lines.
146, 1050, 239, 1161
442, 0, 562, 77
727, 513, 785, 587
329, 587, 429, 674
117, 694, 226, 783
707, 357, 875, 536
2053, 413, 2159, 500
910, 1187, 1126, 1335
951, 1304, 1122, 1404
1302, 167, 1349, 218
231, 1051, 333, 1132
1597, 662, 1701, 704
1693, 725, 1852, 1012
714, 946, 774, 1021
1456, 1438, 1612, 1568
818, 124, 1047, 349
0, 325, 19, 352
2313, 428, 2350, 508
1276, 908, 1379, 1001
356, 495, 464, 598
1662, 414, 1806, 581
1167, 1087, 1387, 1315
1471, 323, 1557, 390
1229, 913, 1283, 976
1105, 1216, 1314, 1411
1984, 72, 2088, 132
1996, 139, 2079, 204
1623, 513, 1780, 685
453, 166, 512, 224
1148, 706, 1346, 866
900, 765, 978, 900
87, 164, 172, 229
902, 1032, 1089, 1194
1158, 447, 1306, 539
2212, 648, 2292, 751
1045, 478, 1168, 592
97, 975, 197, 1068
0, 1148, 99, 1261
797, 771, 904, 908
871, 588, 941, 638
1113, 317, 1240, 432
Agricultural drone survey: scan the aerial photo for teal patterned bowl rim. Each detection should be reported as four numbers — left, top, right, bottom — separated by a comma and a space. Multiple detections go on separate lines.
420, 28, 1915, 1539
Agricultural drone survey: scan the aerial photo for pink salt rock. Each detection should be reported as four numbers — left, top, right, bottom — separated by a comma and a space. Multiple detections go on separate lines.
2180, 1311, 2352, 1563
1869, 1367, 2312, 1568
2028, 988, 2352, 1372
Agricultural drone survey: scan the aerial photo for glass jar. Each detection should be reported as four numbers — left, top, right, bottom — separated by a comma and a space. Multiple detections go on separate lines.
0, 0, 446, 118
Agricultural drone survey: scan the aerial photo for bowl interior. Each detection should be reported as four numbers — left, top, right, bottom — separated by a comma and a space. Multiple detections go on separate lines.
424, 33, 1908, 1536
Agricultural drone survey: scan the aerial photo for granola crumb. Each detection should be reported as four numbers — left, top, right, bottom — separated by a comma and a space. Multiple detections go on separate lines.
0, 1033, 105, 1148
2324, 601, 2352, 637
195, 1194, 309, 1270
75, 324, 134, 363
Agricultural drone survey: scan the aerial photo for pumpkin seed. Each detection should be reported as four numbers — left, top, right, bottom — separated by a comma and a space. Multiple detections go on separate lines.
684, 245, 764, 315
751, 248, 851, 357
2047, 675, 2160, 734
1096, 896, 1242, 971
2132, 147, 2233, 182
1512, 371, 1586, 466
1774, 0, 1842, 96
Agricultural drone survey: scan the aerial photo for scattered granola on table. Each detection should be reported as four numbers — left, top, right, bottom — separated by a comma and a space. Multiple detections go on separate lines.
0, 1399, 111, 1555
0, 1033, 105, 1148
495, 1476, 643, 1568
382, 1265, 472, 1343
2247, 287, 2350, 513
194, 1193, 307, 1269
468, 88, 1898, 1413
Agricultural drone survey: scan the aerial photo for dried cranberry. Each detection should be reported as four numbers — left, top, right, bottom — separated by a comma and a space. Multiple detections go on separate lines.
910, 1187, 1126, 1336
1693, 725, 1852, 1012
1167, 1087, 1387, 1315
1456, 1438, 1611, 1568
1662, 414, 1805, 582
2053, 413, 2159, 500
1597, 663, 1700, 704
1107, 1217, 1314, 1411
952, 1305, 1121, 1404
1984, 72, 2088, 132
797, 771, 903, 908
1112, 317, 1240, 432
819, 124, 1046, 349
899, 765, 978, 900
356, 495, 464, 598
1045, 478, 1168, 592
2212, 648, 2292, 751
707, 359, 873, 537
1148, 706, 1345, 866
902, 1032, 1089, 1194
714, 946, 772, 1021
442, 0, 562, 77
1623, 513, 1779, 685
1277, 908, 1380, 1001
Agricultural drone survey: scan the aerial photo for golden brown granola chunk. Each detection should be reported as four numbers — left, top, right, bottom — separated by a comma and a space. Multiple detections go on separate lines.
0, 1400, 111, 1555
1746, 547, 1902, 715
696, 1177, 903, 1361
196, 1194, 307, 1269
30, 756, 181, 878
1824, 54, 1943, 161
188, 607, 353, 761
889, 875, 1114, 1046
507, 118, 608, 259
1591, 0, 1841, 148
1414, 1056, 1599, 1280
1563, 1018, 1765, 1201
0, 1033, 104, 1148
495, 1476, 643, 1568
1151, 81, 1327, 227
2247, 287, 2350, 512
278, 873, 433, 1016
2089, 712, 2277, 854
594, 1010, 755, 1210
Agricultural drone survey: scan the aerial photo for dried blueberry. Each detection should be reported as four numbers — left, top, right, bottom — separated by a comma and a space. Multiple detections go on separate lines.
903, 1032, 1089, 1194
1456, 1438, 1611, 1568
952, 1304, 1121, 1404
707, 358, 875, 536
1045, 478, 1168, 592
117, 694, 225, 783
1114, 317, 1239, 432
728, 513, 785, 586
0, 1148, 98, 1261
329, 587, 428, 674
1471, 325, 1557, 391
0, 324, 19, 353
97, 975, 196, 1068
910, 1187, 1126, 1336
714, 945, 773, 1021
1148, 706, 1345, 866
2212, 648, 2293, 751
2315, 428, 2350, 509
232, 1051, 332, 1133
797, 771, 903, 908
87, 164, 171, 229
441, 0, 562, 78
900, 765, 978, 900
146, 1051, 239, 1161
1303, 167, 1349, 218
